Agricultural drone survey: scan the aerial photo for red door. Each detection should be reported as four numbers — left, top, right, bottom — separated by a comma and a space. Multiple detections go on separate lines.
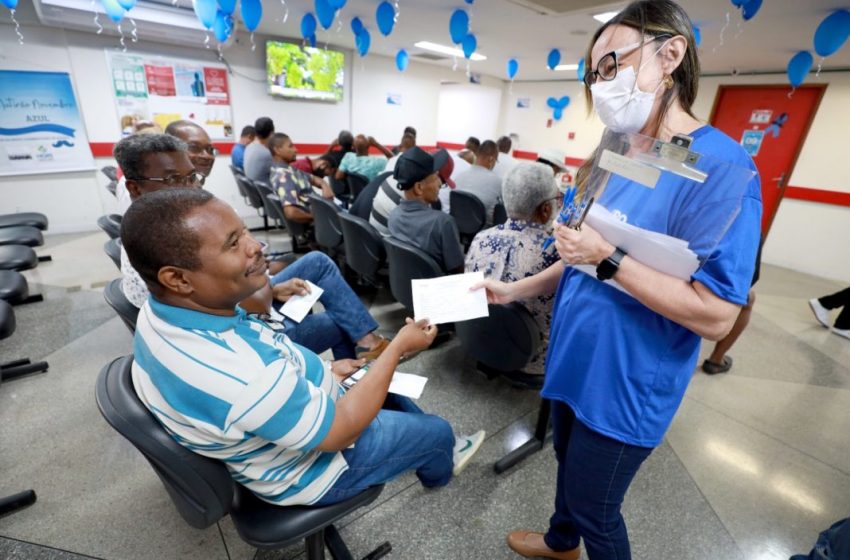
709, 84, 826, 236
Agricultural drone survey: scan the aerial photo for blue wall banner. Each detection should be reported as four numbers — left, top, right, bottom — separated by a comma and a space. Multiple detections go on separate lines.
0, 70, 95, 177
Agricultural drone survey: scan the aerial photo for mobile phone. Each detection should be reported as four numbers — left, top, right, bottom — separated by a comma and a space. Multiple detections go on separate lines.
341, 361, 373, 389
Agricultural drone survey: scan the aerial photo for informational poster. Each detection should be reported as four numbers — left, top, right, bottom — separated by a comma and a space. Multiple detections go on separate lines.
106, 51, 234, 140
0, 70, 95, 177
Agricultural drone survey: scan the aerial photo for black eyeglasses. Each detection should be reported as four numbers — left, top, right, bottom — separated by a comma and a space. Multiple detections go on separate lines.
134, 171, 204, 187
583, 34, 671, 89
186, 143, 220, 156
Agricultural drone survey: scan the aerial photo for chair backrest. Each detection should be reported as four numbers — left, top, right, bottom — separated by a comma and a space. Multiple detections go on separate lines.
350, 171, 391, 221
103, 238, 122, 271
0, 299, 16, 340
103, 278, 140, 334
493, 203, 508, 226
230, 165, 250, 202
95, 356, 234, 529
97, 215, 121, 239
382, 237, 444, 311
339, 212, 385, 284
253, 181, 284, 229
105, 181, 118, 197
454, 302, 541, 373
450, 191, 487, 236
346, 173, 370, 200
238, 176, 267, 215
101, 165, 118, 182
308, 194, 343, 251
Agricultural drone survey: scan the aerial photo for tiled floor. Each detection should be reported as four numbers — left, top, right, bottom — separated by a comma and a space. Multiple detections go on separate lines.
1, 232, 848, 560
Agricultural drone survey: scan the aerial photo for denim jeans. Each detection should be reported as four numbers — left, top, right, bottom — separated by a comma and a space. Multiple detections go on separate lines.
314, 394, 455, 506
544, 401, 653, 560
271, 251, 379, 359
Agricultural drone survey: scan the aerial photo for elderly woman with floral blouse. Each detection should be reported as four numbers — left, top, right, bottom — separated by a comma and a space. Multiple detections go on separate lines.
465, 162, 560, 387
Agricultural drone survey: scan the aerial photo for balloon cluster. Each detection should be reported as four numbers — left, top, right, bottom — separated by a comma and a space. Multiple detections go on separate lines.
786, 9, 850, 87
350, 15, 370, 56
547, 96, 570, 121
449, 9, 476, 59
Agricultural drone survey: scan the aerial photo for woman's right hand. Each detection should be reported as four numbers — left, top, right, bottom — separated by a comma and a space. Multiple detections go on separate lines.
391, 318, 438, 355
470, 278, 517, 305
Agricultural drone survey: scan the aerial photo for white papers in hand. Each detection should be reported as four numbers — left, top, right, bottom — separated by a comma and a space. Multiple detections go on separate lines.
280, 280, 324, 323
411, 271, 489, 325
577, 205, 700, 293
346, 367, 429, 399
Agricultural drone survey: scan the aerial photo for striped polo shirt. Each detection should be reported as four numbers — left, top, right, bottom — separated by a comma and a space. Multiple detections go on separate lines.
131, 297, 348, 506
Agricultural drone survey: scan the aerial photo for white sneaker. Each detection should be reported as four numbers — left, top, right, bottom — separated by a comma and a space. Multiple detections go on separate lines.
832, 327, 850, 340
809, 298, 831, 328
452, 430, 485, 476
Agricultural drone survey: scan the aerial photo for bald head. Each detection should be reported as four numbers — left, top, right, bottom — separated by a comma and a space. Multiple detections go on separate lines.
166, 121, 215, 178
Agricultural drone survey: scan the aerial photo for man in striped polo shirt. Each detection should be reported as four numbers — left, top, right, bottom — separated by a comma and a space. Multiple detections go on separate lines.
121, 188, 484, 506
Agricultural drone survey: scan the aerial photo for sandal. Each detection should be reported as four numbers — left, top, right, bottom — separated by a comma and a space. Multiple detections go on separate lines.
701, 356, 733, 375
356, 336, 391, 361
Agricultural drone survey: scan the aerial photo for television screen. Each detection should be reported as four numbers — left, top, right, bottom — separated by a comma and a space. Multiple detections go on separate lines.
266, 41, 345, 102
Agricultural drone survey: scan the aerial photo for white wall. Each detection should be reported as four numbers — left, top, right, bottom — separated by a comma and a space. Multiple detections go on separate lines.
437, 83, 504, 145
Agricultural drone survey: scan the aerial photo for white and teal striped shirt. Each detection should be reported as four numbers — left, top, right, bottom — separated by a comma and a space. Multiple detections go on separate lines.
132, 297, 348, 506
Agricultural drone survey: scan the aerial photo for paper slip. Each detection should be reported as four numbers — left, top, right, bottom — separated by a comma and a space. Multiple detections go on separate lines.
280, 280, 324, 323
346, 367, 429, 400
411, 271, 489, 325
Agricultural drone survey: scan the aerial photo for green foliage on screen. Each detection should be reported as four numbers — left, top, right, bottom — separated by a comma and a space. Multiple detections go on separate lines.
266, 41, 345, 102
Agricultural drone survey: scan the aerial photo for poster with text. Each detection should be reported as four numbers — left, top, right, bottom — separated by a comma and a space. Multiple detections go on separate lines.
107, 51, 234, 140
0, 70, 95, 177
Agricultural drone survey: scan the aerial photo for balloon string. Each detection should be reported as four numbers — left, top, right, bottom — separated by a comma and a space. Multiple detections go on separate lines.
118, 22, 126, 52
217, 43, 224, 61
713, 11, 730, 53
281, 0, 289, 23
10, 9, 24, 44
204, 31, 210, 49
816, 58, 823, 78
787, 87, 796, 99
393, 0, 399, 23
733, 20, 743, 41
452, 55, 458, 72
336, 12, 342, 33
466, 59, 471, 78
250, 32, 256, 51
130, 18, 138, 42
91, 0, 104, 34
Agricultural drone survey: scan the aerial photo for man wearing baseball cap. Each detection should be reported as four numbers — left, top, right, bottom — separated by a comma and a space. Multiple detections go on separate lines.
387, 147, 464, 273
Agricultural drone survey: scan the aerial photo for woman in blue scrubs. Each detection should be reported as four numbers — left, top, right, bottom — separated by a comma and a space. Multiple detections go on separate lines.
478, 2, 763, 559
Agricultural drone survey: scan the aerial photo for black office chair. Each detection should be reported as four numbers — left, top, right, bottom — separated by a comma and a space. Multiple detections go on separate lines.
238, 176, 269, 230
346, 173, 370, 201
0, 245, 38, 271
97, 215, 122, 239
0, 269, 42, 305
339, 213, 386, 287
350, 171, 391, 221
263, 193, 311, 254
308, 194, 344, 256
103, 238, 122, 272
0, 226, 43, 248
0, 212, 48, 231
0, 299, 48, 383
450, 191, 487, 248
229, 165, 251, 206
101, 165, 118, 182
328, 176, 351, 208
95, 356, 390, 559
103, 278, 139, 334
382, 237, 444, 313
493, 203, 508, 225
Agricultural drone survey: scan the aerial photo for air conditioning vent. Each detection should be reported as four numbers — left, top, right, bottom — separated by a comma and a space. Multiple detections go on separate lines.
413, 52, 449, 61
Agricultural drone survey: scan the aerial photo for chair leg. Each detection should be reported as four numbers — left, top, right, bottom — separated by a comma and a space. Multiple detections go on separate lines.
493, 399, 551, 474
324, 525, 353, 560
305, 529, 326, 560
13, 294, 44, 305
38, 255, 52, 262
1, 358, 49, 382
0, 490, 36, 518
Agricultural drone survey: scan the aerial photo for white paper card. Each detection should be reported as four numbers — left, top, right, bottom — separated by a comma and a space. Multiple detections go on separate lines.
599, 149, 661, 189
280, 280, 324, 323
345, 367, 429, 399
411, 271, 489, 325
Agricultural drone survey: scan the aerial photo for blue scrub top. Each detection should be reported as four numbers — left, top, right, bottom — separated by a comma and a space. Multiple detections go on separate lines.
542, 125, 763, 448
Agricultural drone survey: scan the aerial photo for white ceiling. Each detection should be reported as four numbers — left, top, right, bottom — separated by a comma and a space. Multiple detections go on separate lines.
242, 0, 850, 81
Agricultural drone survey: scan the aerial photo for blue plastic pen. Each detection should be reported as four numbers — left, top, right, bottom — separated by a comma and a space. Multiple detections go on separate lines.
542, 186, 576, 251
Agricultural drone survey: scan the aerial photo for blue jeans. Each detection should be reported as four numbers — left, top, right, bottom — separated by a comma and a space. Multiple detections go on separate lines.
314, 394, 455, 506
271, 251, 379, 359
545, 401, 653, 560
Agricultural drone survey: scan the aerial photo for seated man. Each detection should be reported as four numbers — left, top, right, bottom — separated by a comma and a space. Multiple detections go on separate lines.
113, 133, 390, 360
457, 136, 480, 166
165, 120, 218, 183
465, 162, 561, 385
493, 135, 519, 179
268, 132, 334, 226
391, 126, 417, 155
336, 134, 393, 182
123, 188, 485, 506
231, 125, 255, 171
243, 116, 275, 183
291, 153, 336, 180
388, 147, 464, 273
453, 139, 502, 226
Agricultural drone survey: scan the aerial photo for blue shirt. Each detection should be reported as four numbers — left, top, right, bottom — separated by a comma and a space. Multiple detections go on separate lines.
231, 143, 246, 170
543, 126, 763, 447
339, 152, 388, 182
132, 298, 348, 505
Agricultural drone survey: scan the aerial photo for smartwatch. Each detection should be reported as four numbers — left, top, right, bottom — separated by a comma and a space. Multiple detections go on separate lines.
596, 247, 627, 281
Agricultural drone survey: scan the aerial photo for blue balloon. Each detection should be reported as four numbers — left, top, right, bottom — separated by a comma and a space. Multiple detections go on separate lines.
546, 97, 558, 109
192, 0, 216, 29
449, 9, 469, 44
241, 0, 261, 31
731, 0, 746, 6
787, 51, 813, 87
507, 58, 519, 80
308, 34, 317, 48
316, 0, 334, 30
558, 96, 570, 108
547, 48, 561, 70
351, 16, 363, 35
101, 0, 125, 23
329, 0, 346, 8
117, 0, 136, 10
217, 0, 236, 15
356, 28, 371, 56
577, 58, 585, 81
741, 0, 761, 21
462, 33, 477, 59
464, 0, 474, 4
213, 10, 232, 42
553, 108, 563, 121
396, 49, 409, 72
376, 1, 395, 36
693, 25, 701, 47
2, 0, 18, 9
814, 10, 850, 58
301, 12, 317, 39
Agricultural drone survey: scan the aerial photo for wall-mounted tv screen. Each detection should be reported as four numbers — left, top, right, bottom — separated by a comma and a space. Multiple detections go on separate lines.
266, 41, 345, 102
